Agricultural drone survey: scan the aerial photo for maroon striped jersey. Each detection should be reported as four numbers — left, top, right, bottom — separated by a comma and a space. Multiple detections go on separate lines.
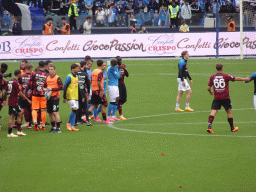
118, 64, 129, 84
6, 78, 20, 106
28, 70, 48, 96
21, 73, 33, 98
208, 73, 236, 100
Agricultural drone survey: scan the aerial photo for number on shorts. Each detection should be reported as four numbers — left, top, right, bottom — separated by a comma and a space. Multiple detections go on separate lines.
214, 78, 225, 89
53, 105, 59, 111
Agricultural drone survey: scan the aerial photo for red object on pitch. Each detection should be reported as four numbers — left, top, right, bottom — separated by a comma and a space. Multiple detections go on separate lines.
161, 153, 164, 156
179, 186, 182, 188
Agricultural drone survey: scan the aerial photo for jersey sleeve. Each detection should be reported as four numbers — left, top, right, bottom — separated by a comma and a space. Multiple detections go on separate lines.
63, 75, 71, 99
208, 76, 213, 87
250, 72, 256, 81
178, 60, 186, 82
227, 74, 235, 82
52, 77, 64, 91
97, 72, 103, 81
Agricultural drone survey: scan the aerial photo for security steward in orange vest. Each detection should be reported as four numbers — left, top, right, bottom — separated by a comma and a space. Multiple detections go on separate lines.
57, 17, 71, 35
227, 15, 235, 32
43, 18, 54, 35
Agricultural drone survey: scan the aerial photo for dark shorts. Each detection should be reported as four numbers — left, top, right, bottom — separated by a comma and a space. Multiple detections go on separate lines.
19, 97, 31, 109
118, 83, 127, 103
47, 99, 59, 113
9, 105, 21, 115
91, 93, 108, 107
211, 99, 232, 111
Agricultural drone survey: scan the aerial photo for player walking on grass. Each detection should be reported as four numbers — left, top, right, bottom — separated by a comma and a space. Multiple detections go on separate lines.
243, 73, 256, 112
20, 64, 33, 129
107, 58, 120, 121
175, 51, 194, 112
77, 61, 92, 126
26, 61, 48, 131
85, 56, 94, 120
63, 64, 80, 131
116, 56, 129, 120
0, 63, 8, 129
4, 70, 31, 137
207, 63, 247, 133
44, 65, 64, 133
88, 60, 110, 124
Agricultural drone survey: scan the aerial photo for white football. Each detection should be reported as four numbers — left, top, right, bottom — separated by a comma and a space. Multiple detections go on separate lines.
44, 91, 52, 100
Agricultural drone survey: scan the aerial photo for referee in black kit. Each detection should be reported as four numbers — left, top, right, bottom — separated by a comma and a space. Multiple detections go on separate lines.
77, 61, 92, 126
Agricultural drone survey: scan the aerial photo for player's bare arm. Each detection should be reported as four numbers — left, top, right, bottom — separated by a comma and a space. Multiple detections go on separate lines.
207, 86, 213, 95
234, 77, 248, 81
19, 92, 31, 104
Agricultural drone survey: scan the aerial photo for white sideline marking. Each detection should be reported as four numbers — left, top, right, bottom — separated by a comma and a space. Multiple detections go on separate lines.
107, 108, 256, 138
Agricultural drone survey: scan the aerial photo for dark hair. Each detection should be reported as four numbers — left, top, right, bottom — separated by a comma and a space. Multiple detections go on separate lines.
140, 24, 144, 29
97, 60, 104, 67
116, 56, 122, 64
14, 69, 21, 76
80, 61, 87, 68
86, 16, 92, 19
47, 18, 53, 22
216, 63, 223, 71
21, 60, 28, 64
1, 63, 8, 70
45, 60, 52, 65
71, 63, 79, 70
85, 55, 92, 62
181, 19, 186, 24
132, 24, 135, 28
49, 65, 56, 70
25, 64, 33, 70
111, 58, 118, 66
181, 50, 188, 58
39, 61, 45, 68
61, 17, 66, 20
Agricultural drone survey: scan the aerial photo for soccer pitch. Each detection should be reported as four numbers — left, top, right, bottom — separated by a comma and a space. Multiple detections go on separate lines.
0, 58, 255, 191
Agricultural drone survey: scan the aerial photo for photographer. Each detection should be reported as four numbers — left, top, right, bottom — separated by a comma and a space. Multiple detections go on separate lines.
43, 18, 54, 35
57, 17, 70, 34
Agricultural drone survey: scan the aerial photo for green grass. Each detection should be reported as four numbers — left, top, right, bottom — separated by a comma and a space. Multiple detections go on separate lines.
0, 58, 256, 192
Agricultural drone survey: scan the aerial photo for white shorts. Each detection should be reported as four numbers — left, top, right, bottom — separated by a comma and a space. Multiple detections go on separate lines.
254, 95, 256, 110
68, 100, 79, 109
108, 85, 119, 102
177, 78, 191, 91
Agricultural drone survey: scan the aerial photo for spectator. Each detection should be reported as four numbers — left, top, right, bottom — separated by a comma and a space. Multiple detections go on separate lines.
135, 0, 146, 14
159, 5, 167, 26
130, 14, 137, 27
95, 6, 105, 27
57, 17, 70, 34
115, 0, 126, 26
147, 0, 159, 12
60, 0, 71, 15
153, 9, 159, 26
68, 0, 79, 30
211, 0, 218, 15
181, 0, 191, 22
9, 17, 22, 35
219, 5, 227, 13
159, 0, 168, 7
93, 0, 103, 14
51, 0, 61, 15
83, 15, 92, 34
179, 19, 189, 32
42, 17, 54, 35
191, 1, 200, 13
125, 1, 134, 15
130, 24, 137, 33
140, 24, 148, 33
227, 14, 235, 31
107, 3, 118, 27
226, 0, 236, 13
84, 0, 94, 16
169, 0, 179, 28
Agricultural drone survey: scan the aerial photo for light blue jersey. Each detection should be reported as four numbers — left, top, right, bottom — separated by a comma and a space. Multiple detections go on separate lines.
87, 69, 92, 81
107, 66, 120, 86
103, 71, 107, 94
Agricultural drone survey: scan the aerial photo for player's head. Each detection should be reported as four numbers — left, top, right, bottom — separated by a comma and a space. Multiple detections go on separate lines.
25, 64, 33, 73
216, 63, 223, 72
38, 61, 45, 69
110, 58, 118, 66
227, 15, 232, 21
61, 17, 66, 24
1, 63, 8, 74
181, 19, 186, 25
116, 56, 122, 65
84, 55, 92, 62
20, 60, 28, 70
45, 60, 53, 68
47, 18, 53, 24
71, 63, 80, 74
14, 69, 21, 79
80, 61, 87, 70
181, 51, 189, 60
49, 65, 56, 76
